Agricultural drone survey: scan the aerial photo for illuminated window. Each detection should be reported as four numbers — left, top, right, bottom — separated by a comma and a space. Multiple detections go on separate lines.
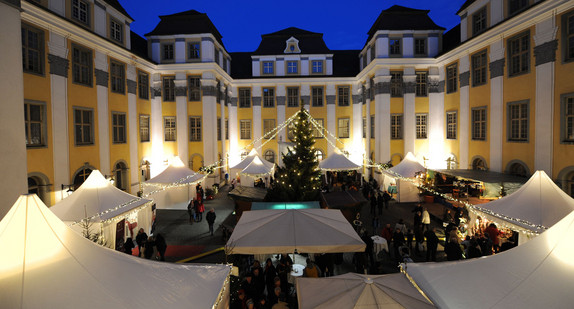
472, 107, 487, 141
110, 60, 125, 93
263, 88, 275, 107
287, 87, 299, 107
74, 108, 93, 145
188, 76, 201, 101
338, 118, 350, 138
72, 45, 92, 86
264, 150, 276, 163
337, 86, 350, 106
240, 120, 251, 139
24, 101, 46, 147
239, 88, 251, 108
22, 24, 44, 75
416, 71, 427, 97
446, 64, 458, 93
390, 72, 403, 97
416, 114, 428, 139
391, 114, 403, 139
264, 119, 276, 139
164, 116, 176, 142
312, 119, 324, 139
189, 116, 201, 142
446, 111, 457, 140
139, 115, 150, 142
112, 112, 126, 144
507, 100, 529, 142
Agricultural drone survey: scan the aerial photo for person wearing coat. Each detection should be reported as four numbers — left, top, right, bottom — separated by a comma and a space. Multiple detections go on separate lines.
206, 208, 216, 236
421, 208, 431, 232
155, 233, 167, 261
135, 228, 148, 257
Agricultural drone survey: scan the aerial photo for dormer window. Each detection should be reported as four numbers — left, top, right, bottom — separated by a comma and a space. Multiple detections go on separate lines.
188, 42, 200, 60
262, 61, 274, 75
284, 37, 301, 54
472, 7, 487, 36
110, 18, 123, 43
311, 60, 323, 74
72, 0, 90, 26
389, 38, 401, 56
162, 43, 174, 61
286, 61, 298, 74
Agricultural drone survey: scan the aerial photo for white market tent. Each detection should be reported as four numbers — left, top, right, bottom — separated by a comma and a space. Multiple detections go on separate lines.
404, 208, 574, 309
296, 273, 435, 309
143, 157, 206, 210
226, 209, 365, 255
50, 170, 153, 250
230, 149, 274, 187
0, 194, 231, 309
382, 152, 425, 203
318, 152, 361, 171
471, 170, 574, 243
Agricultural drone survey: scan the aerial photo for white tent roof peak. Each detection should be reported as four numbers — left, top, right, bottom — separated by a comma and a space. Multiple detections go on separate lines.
230, 150, 274, 171
0, 194, 230, 309
241, 155, 274, 177
319, 152, 361, 171
168, 156, 186, 167
476, 170, 574, 232
387, 152, 426, 178
146, 159, 206, 185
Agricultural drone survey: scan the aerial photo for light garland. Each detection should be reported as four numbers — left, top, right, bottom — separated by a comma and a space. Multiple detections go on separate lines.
212, 264, 233, 309
70, 198, 154, 226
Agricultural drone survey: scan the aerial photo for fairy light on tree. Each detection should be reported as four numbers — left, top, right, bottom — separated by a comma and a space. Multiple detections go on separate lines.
267, 107, 321, 201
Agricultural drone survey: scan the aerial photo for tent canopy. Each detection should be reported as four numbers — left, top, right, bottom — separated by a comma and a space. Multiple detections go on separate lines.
296, 273, 435, 309
230, 149, 274, 171
226, 209, 365, 254
0, 194, 230, 309
240, 155, 274, 177
405, 208, 574, 309
318, 152, 361, 171
475, 170, 574, 232
51, 170, 152, 222
146, 157, 206, 185
386, 152, 425, 178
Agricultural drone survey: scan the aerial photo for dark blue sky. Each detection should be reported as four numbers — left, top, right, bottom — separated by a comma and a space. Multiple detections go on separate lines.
119, 0, 464, 52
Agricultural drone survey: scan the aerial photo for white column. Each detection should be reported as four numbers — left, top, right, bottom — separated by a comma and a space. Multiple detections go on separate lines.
252, 58, 260, 77
94, 1, 106, 36
0, 1, 27, 217
326, 56, 333, 75
459, 55, 470, 169
125, 22, 131, 50
301, 84, 310, 111
48, 31, 70, 203
201, 73, 218, 168
403, 34, 414, 58
428, 34, 440, 57
374, 69, 391, 163
460, 14, 468, 42
301, 57, 309, 76
351, 85, 363, 163
276, 58, 285, 76
375, 34, 389, 58
150, 40, 160, 63
228, 86, 239, 166
49, 0, 65, 16
533, 16, 558, 175
127, 65, 139, 194
95, 51, 110, 175
489, 40, 505, 172
201, 37, 215, 62
175, 72, 188, 163
252, 86, 262, 150
220, 84, 228, 175
326, 84, 336, 155
403, 67, 416, 154
175, 38, 186, 64
276, 85, 286, 143
150, 75, 164, 177
428, 66, 445, 169
490, 0, 504, 26
365, 83, 371, 161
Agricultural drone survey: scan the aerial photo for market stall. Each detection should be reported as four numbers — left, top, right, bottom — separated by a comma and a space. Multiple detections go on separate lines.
50, 170, 153, 250
382, 152, 425, 203
143, 157, 206, 210
1, 194, 231, 309
404, 208, 574, 309
432, 169, 526, 199
229, 149, 274, 187
296, 273, 435, 309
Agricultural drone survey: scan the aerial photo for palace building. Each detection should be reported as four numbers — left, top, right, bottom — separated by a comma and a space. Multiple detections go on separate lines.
1, 0, 573, 217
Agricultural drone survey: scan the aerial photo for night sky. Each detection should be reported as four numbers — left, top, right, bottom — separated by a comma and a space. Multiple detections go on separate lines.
119, 0, 464, 52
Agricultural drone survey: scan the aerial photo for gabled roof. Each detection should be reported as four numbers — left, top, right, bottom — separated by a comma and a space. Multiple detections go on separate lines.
253, 27, 331, 56
104, 0, 133, 21
366, 5, 445, 44
145, 9, 224, 46
332, 50, 360, 77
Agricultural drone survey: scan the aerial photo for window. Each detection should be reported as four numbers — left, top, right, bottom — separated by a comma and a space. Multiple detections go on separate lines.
312, 119, 324, 138
507, 101, 529, 142
287, 61, 298, 74
362, 54, 367, 68
389, 38, 401, 56
263, 88, 275, 107
188, 42, 200, 60
24, 102, 45, 147
287, 87, 299, 107
225, 119, 229, 140
370, 115, 375, 139
508, 0, 529, 16
337, 86, 350, 106
390, 72, 403, 97
21, 24, 44, 75
110, 18, 123, 43
370, 46, 376, 61
189, 116, 201, 141
338, 118, 350, 138
472, 7, 487, 36
239, 88, 251, 108
315, 149, 324, 161
72, 45, 92, 86
416, 71, 428, 97
217, 118, 221, 141
138, 71, 149, 100
139, 115, 150, 142
311, 86, 324, 107
214, 49, 220, 66
72, 0, 90, 26
446, 64, 458, 93
162, 44, 174, 61
263, 119, 276, 139
472, 50, 487, 86
415, 38, 426, 56
262, 61, 274, 74
311, 60, 323, 74
223, 57, 228, 71
163, 76, 175, 101
362, 117, 366, 138
110, 61, 125, 93
188, 76, 201, 101
240, 120, 251, 139
112, 112, 126, 144
264, 150, 275, 163
74, 108, 93, 145
446, 111, 457, 139
562, 94, 574, 143
472, 107, 487, 140
563, 12, 574, 62
508, 31, 530, 76
164, 117, 176, 141
416, 114, 428, 139
391, 114, 403, 139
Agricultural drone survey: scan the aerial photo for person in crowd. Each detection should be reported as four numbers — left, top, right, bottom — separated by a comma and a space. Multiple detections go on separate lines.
154, 233, 167, 261
424, 227, 439, 262
271, 293, 289, 309
370, 193, 377, 215
187, 199, 195, 224
381, 223, 393, 243
241, 273, 260, 303
414, 226, 424, 255
401, 247, 414, 263
376, 193, 384, 215
443, 209, 453, 225
406, 229, 414, 251
252, 267, 266, 300
372, 215, 381, 234
382, 190, 391, 209
246, 298, 255, 309
392, 227, 406, 262
206, 208, 216, 236
478, 232, 494, 256
484, 223, 501, 253
467, 238, 483, 258
445, 237, 463, 261
267, 281, 281, 306
196, 184, 204, 203
421, 208, 431, 232
303, 258, 321, 277
395, 219, 407, 235
143, 236, 155, 259
413, 211, 423, 230
135, 228, 147, 257
123, 237, 135, 255
264, 259, 277, 298
231, 289, 247, 309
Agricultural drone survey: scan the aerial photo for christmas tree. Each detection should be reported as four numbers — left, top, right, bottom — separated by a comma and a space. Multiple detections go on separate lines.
267, 107, 321, 201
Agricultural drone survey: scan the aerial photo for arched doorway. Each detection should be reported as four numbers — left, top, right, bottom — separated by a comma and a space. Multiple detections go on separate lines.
141, 160, 151, 181
390, 153, 403, 167
446, 154, 458, 170
314, 149, 324, 161
114, 161, 128, 191
567, 172, 574, 198
28, 172, 50, 205
264, 150, 276, 163
507, 161, 529, 177
189, 154, 204, 172
557, 166, 574, 198
73, 165, 93, 190
472, 157, 487, 170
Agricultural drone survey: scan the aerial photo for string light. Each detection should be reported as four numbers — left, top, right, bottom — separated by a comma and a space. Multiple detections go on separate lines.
211, 264, 233, 309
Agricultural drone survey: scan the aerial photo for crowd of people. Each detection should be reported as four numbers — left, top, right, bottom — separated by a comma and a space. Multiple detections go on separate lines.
121, 228, 168, 261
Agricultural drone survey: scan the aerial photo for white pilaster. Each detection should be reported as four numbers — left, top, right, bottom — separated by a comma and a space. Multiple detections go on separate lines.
175, 73, 188, 164
95, 51, 110, 175
460, 15, 468, 42
428, 34, 440, 57
403, 67, 416, 154
125, 22, 131, 50
326, 84, 336, 155
201, 38, 215, 62
490, 0, 504, 26
150, 75, 164, 177
301, 58, 309, 76
375, 35, 389, 58
252, 86, 262, 150
48, 0, 65, 16
489, 40, 505, 172
228, 86, 239, 166
276, 58, 285, 76
326, 56, 333, 75
252, 58, 260, 77
459, 55, 470, 170
94, 2, 106, 37
175, 38, 186, 64
428, 66, 445, 169
201, 73, 217, 168
374, 69, 391, 163
151, 40, 160, 64
351, 85, 363, 163
276, 85, 286, 143
127, 65, 139, 194
220, 84, 228, 175
403, 35, 414, 58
